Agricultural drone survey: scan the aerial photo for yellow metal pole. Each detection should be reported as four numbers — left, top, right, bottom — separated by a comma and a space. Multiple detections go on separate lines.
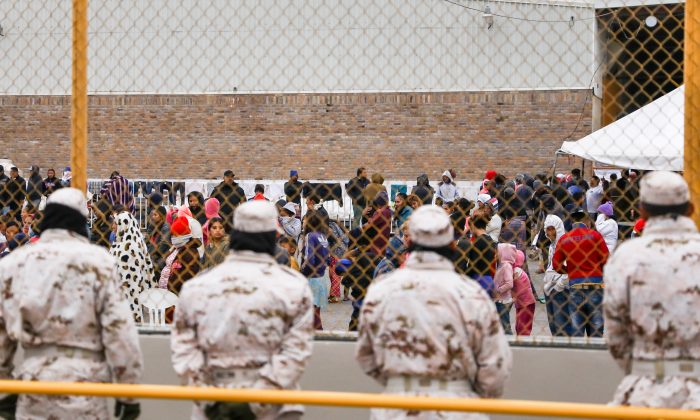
686, 0, 700, 227
0, 381, 698, 420
70, 0, 88, 193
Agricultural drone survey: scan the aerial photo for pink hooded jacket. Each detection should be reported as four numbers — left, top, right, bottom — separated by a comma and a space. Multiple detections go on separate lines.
202, 198, 222, 245
494, 243, 516, 302
513, 250, 536, 308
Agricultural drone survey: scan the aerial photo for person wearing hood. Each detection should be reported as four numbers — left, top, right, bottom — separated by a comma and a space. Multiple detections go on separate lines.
356, 205, 511, 420
202, 197, 222, 245
111, 206, 155, 323
0, 188, 143, 420
279, 202, 302, 240
159, 216, 202, 298
41, 168, 62, 197
512, 250, 536, 336
410, 174, 434, 205
178, 205, 204, 258
362, 173, 387, 208
171, 200, 313, 420
595, 201, 618, 254
543, 214, 571, 336
436, 170, 459, 204
100, 171, 135, 214
494, 243, 516, 334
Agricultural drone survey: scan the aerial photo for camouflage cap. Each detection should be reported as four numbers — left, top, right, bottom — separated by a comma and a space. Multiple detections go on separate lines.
640, 171, 690, 206
233, 200, 283, 233
47, 187, 88, 217
408, 205, 454, 247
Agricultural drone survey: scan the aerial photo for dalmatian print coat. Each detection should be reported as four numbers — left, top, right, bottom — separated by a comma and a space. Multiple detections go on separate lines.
110, 211, 155, 322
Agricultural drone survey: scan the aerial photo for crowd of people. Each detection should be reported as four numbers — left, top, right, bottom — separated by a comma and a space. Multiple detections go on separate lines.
0, 167, 696, 419
0, 163, 650, 337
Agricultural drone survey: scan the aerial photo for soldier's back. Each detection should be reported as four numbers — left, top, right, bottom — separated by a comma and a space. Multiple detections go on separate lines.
177, 251, 310, 362
0, 230, 115, 347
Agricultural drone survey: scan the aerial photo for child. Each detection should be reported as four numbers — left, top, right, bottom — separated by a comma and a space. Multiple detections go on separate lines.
494, 243, 516, 334
513, 250, 536, 335
279, 236, 300, 271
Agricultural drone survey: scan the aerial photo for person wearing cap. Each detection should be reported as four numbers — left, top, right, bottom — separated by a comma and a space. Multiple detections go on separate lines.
356, 205, 511, 419
171, 200, 313, 420
0, 188, 143, 419
210, 170, 246, 232
595, 201, 618, 254
284, 170, 303, 206
279, 202, 301, 240
604, 171, 700, 409
553, 207, 609, 337
435, 169, 459, 204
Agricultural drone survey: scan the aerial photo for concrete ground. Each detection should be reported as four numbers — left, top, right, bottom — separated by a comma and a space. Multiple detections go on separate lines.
321, 257, 554, 336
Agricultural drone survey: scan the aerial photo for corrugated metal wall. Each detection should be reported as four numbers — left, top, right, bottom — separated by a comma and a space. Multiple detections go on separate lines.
0, 0, 595, 94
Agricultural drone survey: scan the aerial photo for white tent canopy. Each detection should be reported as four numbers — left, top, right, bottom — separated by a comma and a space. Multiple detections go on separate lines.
560, 85, 684, 171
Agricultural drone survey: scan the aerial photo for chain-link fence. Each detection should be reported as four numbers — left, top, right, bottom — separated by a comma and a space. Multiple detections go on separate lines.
0, 0, 692, 342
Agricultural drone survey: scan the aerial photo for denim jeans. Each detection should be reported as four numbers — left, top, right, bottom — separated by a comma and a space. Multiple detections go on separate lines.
546, 289, 572, 336
352, 204, 364, 229
495, 302, 513, 335
349, 298, 364, 332
568, 287, 604, 337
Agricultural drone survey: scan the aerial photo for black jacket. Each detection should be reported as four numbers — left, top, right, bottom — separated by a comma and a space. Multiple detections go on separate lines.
284, 180, 303, 205
26, 174, 43, 201
341, 250, 382, 299
345, 177, 369, 207
6, 176, 26, 207
42, 176, 63, 196
211, 181, 246, 218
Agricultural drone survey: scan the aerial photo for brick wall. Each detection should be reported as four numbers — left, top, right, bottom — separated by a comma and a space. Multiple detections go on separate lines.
0, 90, 591, 181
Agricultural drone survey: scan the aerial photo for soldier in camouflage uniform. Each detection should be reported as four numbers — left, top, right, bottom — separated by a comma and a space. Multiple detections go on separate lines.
605, 171, 700, 409
0, 188, 143, 419
171, 200, 314, 420
356, 205, 512, 420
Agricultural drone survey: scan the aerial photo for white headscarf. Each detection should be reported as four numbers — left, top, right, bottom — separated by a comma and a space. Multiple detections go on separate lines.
544, 214, 565, 243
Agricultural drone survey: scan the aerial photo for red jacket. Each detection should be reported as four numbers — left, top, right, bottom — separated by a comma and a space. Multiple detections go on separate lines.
553, 226, 609, 282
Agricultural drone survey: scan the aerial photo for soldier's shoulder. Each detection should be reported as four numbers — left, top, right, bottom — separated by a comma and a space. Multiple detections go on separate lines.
276, 264, 307, 283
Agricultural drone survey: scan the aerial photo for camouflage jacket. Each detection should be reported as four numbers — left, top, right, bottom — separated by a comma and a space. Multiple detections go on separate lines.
356, 251, 512, 397
0, 229, 143, 415
171, 250, 314, 416
604, 215, 700, 409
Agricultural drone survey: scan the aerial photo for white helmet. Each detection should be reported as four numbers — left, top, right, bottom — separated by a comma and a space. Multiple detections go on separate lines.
408, 205, 454, 247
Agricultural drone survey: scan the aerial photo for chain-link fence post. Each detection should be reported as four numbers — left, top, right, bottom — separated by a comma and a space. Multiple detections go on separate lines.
686, 0, 700, 228
70, 0, 88, 194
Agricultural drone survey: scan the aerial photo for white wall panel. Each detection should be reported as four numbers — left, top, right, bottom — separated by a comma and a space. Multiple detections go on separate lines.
0, 0, 595, 94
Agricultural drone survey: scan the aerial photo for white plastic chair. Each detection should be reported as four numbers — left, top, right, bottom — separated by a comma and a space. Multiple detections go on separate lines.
138, 288, 179, 326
